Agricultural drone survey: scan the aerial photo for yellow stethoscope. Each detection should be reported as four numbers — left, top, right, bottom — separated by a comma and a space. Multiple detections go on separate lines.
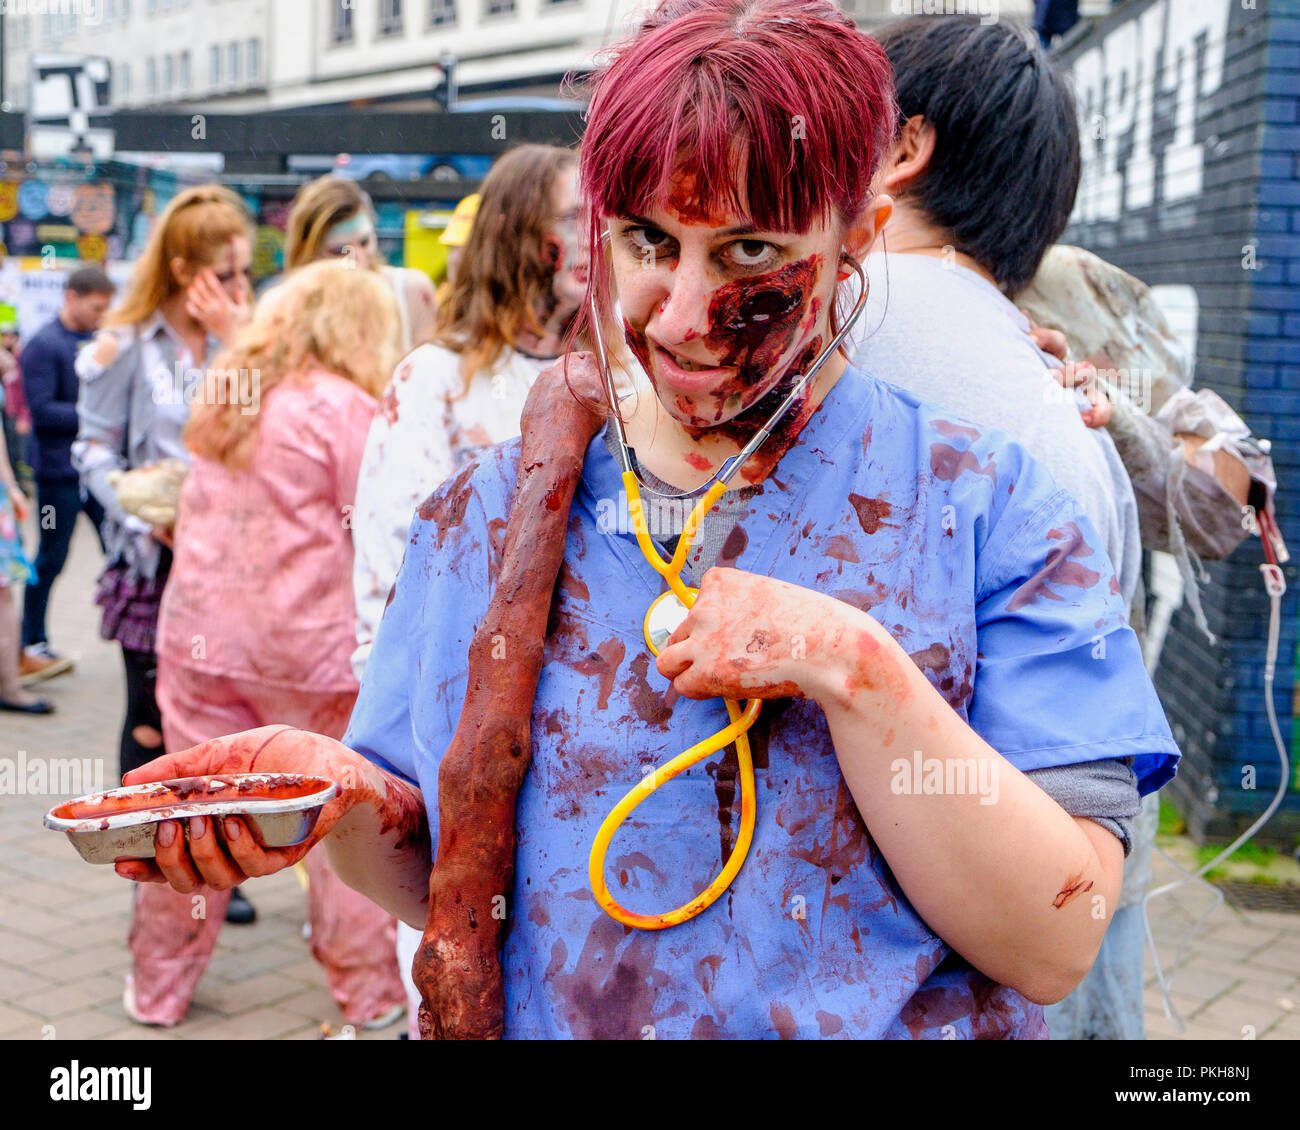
585, 253, 871, 930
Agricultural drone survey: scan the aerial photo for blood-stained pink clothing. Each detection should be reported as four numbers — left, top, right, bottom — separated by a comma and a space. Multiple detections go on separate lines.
158, 369, 377, 690
131, 368, 403, 1029
133, 669, 403, 1027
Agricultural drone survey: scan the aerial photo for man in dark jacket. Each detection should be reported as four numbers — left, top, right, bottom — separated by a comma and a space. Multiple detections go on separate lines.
19, 266, 115, 682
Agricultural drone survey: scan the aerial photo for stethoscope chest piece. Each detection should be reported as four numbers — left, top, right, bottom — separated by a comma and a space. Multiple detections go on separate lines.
644, 587, 698, 656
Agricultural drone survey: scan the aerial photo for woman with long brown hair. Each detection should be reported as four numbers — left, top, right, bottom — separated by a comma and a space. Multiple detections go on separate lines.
125, 260, 409, 1028
351, 142, 596, 672
282, 175, 436, 355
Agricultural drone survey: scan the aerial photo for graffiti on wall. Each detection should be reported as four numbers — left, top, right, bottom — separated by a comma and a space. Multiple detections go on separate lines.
1071, 0, 1237, 229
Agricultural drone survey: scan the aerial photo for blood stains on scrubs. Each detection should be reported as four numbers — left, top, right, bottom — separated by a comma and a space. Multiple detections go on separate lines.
569, 637, 627, 711
932, 419, 981, 441
623, 653, 675, 727
552, 913, 666, 1040
930, 444, 996, 484
1006, 522, 1101, 612
848, 493, 893, 535
417, 465, 476, 547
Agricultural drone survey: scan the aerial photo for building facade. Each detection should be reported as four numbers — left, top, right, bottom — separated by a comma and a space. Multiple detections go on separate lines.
1, 0, 1038, 114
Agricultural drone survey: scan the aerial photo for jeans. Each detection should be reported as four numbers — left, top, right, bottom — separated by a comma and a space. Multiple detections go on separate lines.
21, 478, 107, 647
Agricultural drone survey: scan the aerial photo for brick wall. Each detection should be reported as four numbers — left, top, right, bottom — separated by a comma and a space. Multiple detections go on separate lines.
1057, 0, 1300, 844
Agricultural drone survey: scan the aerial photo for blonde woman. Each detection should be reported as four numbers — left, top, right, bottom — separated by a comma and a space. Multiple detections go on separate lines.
282, 175, 436, 354
118, 261, 409, 1029
74, 185, 253, 783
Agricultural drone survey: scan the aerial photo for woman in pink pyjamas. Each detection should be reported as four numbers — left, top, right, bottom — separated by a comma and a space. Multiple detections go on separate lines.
135, 261, 407, 1028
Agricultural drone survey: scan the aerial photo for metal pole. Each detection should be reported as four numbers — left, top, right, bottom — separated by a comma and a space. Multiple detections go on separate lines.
1, 8, 8, 111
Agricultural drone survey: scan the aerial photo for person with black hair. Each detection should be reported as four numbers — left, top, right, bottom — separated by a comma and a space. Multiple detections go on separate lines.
847, 16, 1152, 1040
849, 14, 1139, 607
19, 266, 115, 682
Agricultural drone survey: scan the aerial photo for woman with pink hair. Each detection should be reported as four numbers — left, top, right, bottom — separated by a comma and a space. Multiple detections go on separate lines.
115, 0, 1176, 1039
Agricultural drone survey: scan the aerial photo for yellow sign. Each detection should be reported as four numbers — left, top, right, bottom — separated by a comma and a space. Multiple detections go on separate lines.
0, 182, 18, 222
404, 209, 453, 283
253, 224, 284, 279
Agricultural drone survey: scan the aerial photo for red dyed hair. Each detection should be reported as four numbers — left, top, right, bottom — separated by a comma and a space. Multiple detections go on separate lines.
571, 0, 897, 344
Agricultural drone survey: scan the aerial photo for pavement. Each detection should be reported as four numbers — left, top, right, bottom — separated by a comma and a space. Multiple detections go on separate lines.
1, 514, 1297, 1041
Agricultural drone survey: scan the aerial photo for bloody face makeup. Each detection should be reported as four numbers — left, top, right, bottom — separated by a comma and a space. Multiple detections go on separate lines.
620, 247, 829, 429
533, 167, 586, 339
605, 178, 872, 487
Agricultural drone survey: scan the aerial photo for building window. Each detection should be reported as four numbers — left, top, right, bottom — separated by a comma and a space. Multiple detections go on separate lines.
228, 42, 241, 86
163, 54, 173, 95
331, 0, 355, 44
210, 45, 221, 88
484, 0, 515, 16
117, 61, 132, 102
247, 39, 261, 82
179, 50, 191, 93
146, 58, 157, 97
429, 0, 456, 26
379, 0, 404, 37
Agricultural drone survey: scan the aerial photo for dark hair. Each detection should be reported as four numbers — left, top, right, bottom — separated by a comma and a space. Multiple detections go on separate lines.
875, 16, 1081, 292
66, 266, 116, 296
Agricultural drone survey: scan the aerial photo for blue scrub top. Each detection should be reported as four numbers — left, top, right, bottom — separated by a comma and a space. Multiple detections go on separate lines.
344, 366, 1180, 1039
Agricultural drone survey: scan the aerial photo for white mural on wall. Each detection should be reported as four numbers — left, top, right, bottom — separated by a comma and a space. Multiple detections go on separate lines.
1071, 0, 1234, 225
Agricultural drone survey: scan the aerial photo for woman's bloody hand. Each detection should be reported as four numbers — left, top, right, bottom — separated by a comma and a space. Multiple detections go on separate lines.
113, 725, 377, 892
655, 567, 862, 701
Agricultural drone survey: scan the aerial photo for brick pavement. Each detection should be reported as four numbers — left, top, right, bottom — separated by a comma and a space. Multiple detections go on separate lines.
1, 515, 1297, 1040
1, 515, 402, 1041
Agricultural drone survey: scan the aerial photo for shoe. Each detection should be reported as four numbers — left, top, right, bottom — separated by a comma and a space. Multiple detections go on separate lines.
122, 975, 178, 1028
19, 644, 74, 685
0, 696, 54, 714
225, 886, 257, 925
361, 1003, 407, 1031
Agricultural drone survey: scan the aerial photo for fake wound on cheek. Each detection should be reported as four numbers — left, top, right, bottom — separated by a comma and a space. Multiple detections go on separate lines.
703, 255, 824, 398
620, 254, 825, 391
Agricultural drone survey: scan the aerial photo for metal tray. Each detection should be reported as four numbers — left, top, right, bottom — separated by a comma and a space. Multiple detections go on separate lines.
43, 773, 340, 865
